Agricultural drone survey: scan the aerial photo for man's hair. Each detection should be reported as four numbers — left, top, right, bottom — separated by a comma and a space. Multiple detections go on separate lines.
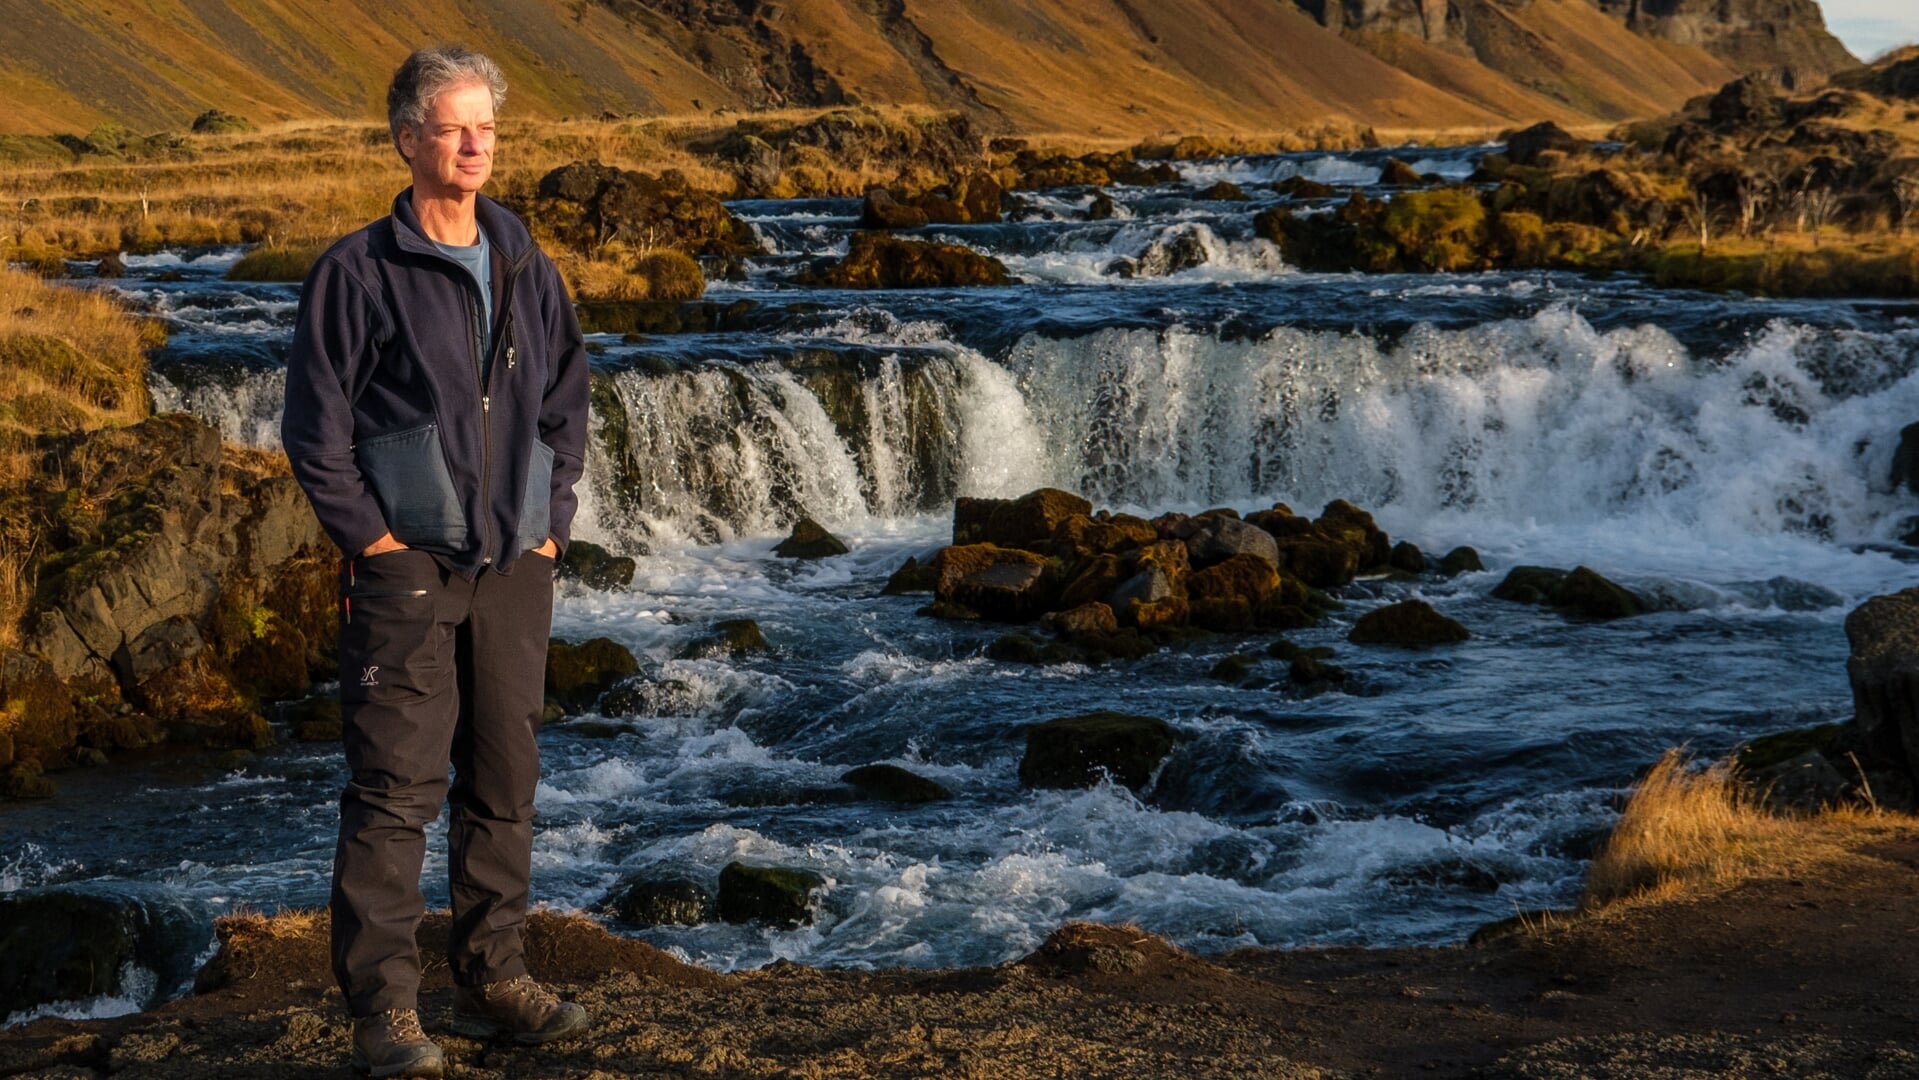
386, 45, 507, 162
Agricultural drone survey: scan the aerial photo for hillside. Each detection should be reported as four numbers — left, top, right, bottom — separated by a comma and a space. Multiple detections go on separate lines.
0, 0, 1855, 140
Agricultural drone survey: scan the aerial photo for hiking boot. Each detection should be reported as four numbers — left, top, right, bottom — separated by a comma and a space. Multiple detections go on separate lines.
351, 1008, 444, 1078
450, 974, 589, 1044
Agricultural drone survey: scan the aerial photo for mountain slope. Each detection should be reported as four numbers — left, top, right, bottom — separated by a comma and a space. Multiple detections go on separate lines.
0, 0, 1847, 138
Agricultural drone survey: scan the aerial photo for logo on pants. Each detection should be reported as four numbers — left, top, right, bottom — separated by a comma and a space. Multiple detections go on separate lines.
360, 665, 380, 687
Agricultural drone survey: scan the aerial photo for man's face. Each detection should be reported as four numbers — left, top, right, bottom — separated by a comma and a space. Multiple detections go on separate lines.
399, 80, 495, 199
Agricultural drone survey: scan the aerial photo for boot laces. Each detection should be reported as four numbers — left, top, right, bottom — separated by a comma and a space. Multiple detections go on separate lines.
495, 974, 559, 1010
381, 1008, 428, 1043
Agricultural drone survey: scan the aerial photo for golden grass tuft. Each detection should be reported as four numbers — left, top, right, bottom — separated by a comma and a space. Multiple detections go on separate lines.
1581, 748, 1866, 910
226, 243, 328, 283
558, 248, 705, 302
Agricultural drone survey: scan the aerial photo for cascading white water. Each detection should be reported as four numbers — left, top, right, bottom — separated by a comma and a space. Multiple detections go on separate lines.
1005, 308, 1919, 546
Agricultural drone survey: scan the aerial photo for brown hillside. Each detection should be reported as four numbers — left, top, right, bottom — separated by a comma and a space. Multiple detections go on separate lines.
0, 0, 1843, 139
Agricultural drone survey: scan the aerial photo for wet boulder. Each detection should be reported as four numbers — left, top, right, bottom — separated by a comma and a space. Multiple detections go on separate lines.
1379, 158, 1424, 186
1208, 653, 1258, 684
1186, 554, 1287, 632
1439, 546, 1485, 576
1846, 587, 1919, 775
773, 517, 849, 559
1504, 121, 1581, 166
525, 162, 757, 257
1045, 602, 1120, 639
1889, 422, 1919, 493
882, 555, 939, 594
1195, 180, 1250, 201
1492, 565, 1644, 619
680, 619, 771, 658
1019, 711, 1178, 792
933, 544, 1057, 621
717, 862, 826, 929
1348, 599, 1470, 647
956, 488, 1093, 550
545, 637, 641, 712
0, 883, 212, 1018
1135, 226, 1210, 277
1274, 176, 1338, 200
1186, 516, 1280, 570
859, 187, 930, 229
1492, 565, 1567, 605
1059, 553, 1128, 609
1556, 566, 1645, 619
841, 763, 953, 804
608, 875, 713, 928
1388, 541, 1427, 575
558, 540, 635, 591
797, 232, 1010, 289
1050, 513, 1157, 562
1087, 190, 1117, 220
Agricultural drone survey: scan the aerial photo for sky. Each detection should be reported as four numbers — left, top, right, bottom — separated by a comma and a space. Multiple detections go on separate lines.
1821, 0, 1919, 61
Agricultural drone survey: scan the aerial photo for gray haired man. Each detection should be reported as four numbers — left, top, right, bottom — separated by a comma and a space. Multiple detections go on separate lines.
282, 44, 590, 1078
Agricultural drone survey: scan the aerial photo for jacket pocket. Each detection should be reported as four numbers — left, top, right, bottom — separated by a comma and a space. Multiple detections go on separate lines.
355, 423, 469, 549
517, 438, 554, 546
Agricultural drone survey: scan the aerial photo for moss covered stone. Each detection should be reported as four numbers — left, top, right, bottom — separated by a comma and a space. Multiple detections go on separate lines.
1019, 711, 1178, 792
773, 517, 849, 559
545, 637, 641, 711
1348, 599, 1470, 647
841, 763, 953, 804
680, 619, 771, 659
558, 540, 636, 591
609, 875, 713, 928
717, 862, 825, 929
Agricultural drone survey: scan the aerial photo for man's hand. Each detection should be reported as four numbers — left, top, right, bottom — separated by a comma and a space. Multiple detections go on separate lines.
532, 538, 559, 559
361, 532, 408, 557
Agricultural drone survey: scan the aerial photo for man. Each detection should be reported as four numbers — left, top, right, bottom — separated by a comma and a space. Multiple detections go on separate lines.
281, 44, 590, 1079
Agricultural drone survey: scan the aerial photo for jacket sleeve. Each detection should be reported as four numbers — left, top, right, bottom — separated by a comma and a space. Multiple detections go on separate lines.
536, 253, 590, 554
281, 253, 392, 558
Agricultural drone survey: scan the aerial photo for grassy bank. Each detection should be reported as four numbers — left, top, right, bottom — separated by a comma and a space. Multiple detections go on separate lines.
0, 266, 159, 648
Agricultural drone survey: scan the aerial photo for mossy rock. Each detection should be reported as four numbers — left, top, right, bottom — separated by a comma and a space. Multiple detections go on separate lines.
797, 232, 1010, 289
679, 619, 770, 659
1288, 654, 1349, 692
557, 540, 635, 591
1019, 711, 1178, 792
544, 637, 641, 712
717, 862, 825, 929
1208, 653, 1259, 684
608, 875, 713, 927
1388, 541, 1426, 575
1555, 566, 1645, 619
1492, 565, 1568, 606
1438, 546, 1485, 576
1348, 599, 1470, 647
841, 763, 953, 804
882, 556, 939, 594
190, 109, 251, 135
1195, 180, 1250, 201
987, 632, 1075, 665
226, 245, 326, 283
773, 518, 849, 559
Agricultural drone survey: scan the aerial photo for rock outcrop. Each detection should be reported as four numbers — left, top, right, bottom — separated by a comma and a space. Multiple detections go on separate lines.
1846, 588, 1919, 781
3, 415, 338, 796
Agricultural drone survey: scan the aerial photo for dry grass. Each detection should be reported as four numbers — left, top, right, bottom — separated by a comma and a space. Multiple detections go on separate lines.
557, 248, 706, 302
1581, 748, 1880, 910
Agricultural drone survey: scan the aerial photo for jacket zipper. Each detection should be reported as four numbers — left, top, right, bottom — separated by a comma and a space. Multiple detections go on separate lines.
463, 285, 494, 566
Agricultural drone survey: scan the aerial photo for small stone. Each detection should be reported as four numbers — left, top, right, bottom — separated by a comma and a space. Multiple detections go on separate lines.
773, 518, 850, 559
841, 763, 953, 803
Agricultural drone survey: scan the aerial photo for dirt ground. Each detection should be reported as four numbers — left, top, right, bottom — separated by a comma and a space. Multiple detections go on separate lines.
4, 820, 1918, 1080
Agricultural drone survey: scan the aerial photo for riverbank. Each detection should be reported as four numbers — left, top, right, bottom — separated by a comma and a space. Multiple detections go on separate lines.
3, 806, 1915, 1079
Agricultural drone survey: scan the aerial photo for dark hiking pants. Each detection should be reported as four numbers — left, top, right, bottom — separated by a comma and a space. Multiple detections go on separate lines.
329, 548, 554, 1017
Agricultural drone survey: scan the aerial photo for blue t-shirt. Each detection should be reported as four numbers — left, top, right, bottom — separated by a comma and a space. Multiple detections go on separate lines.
433, 226, 493, 382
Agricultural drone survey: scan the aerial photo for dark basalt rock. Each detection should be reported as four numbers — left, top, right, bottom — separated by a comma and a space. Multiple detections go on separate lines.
717, 862, 826, 929
0, 883, 212, 1018
841, 763, 953, 804
1019, 711, 1178, 792
1438, 546, 1485, 576
608, 875, 713, 928
773, 517, 849, 559
1195, 180, 1250, 201
1347, 599, 1470, 647
545, 637, 641, 712
1388, 541, 1427, 575
797, 232, 1010, 289
1379, 158, 1424, 186
1208, 653, 1259, 684
558, 540, 636, 591
1555, 566, 1646, 619
680, 619, 771, 659
1505, 121, 1582, 166
1846, 588, 1919, 777
882, 556, 939, 594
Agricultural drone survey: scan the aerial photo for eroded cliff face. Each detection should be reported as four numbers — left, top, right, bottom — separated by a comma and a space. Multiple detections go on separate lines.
1599, 0, 1856, 88
1298, 0, 1855, 90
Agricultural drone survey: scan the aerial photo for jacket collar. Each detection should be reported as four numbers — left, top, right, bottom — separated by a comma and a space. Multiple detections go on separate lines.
390, 187, 535, 266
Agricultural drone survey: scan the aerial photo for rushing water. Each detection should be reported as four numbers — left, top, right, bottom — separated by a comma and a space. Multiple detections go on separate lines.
7, 144, 1919, 1012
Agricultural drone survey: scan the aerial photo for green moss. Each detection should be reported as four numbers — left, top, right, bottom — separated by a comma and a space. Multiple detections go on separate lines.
1377, 188, 1487, 272
226, 245, 326, 283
